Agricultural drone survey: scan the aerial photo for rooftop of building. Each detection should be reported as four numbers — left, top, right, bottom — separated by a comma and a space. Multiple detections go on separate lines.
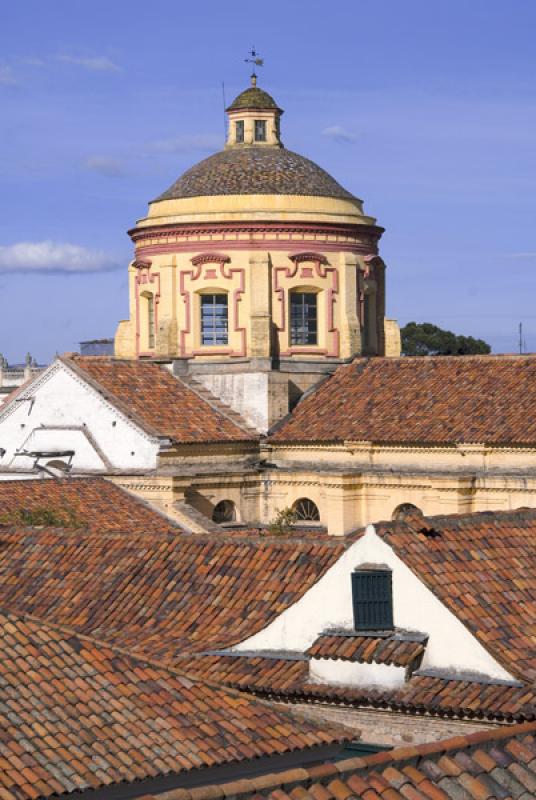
0, 608, 349, 800
0, 475, 178, 534
270, 354, 536, 446
61, 356, 259, 445
154, 720, 536, 800
0, 504, 533, 722
154, 145, 357, 202
225, 84, 281, 112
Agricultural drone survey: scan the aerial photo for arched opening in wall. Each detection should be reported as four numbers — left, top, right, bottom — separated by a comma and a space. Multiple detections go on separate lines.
392, 503, 421, 521
292, 497, 320, 522
212, 499, 237, 524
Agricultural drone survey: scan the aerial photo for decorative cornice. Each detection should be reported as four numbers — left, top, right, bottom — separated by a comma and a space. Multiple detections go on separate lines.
289, 252, 328, 265
130, 221, 384, 256
191, 253, 231, 266
132, 258, 152, 269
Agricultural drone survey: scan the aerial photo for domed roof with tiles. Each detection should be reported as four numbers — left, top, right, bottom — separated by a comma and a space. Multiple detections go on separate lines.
155, 146, 357, 202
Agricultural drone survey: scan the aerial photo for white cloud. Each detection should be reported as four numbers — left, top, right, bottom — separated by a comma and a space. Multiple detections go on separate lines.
321, 125, 358, 143
85, 156, 126, 177
145, 134, 221, 154
57, 55, 121, 73
0, 65, 18, 86
0, 241, 121, 273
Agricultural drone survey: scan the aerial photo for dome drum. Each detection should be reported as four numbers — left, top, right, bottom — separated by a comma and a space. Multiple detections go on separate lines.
115, 78, 394, 427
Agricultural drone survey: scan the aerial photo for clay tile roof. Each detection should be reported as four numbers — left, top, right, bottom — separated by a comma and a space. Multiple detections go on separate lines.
0, 476, 176, 533
226, 86, 281, 111
374, 508, 536, 682
64, 356, 257, 444
270, 355, 536, 445
307, 632, 427, 670
0, 609, 349, 800
155, 147, 356, 202
173, 721, 536, 799
0, 530, 346, 659
182, 654, 536, 722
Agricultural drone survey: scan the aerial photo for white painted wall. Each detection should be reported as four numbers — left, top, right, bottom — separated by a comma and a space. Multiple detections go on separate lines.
310, 658, 407, 689
197, 372, 269, 432
0, 361, 160, 474
235, 525, 515, 682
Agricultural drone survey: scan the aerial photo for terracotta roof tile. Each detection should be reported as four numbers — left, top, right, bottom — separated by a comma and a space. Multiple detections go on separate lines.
374, 509, 536, 682
270, 355, 536, 445
64, 357, 256, 444
0, 476, 176, 533
167, 722, 536, 800
0, 610, 349, 800
0, 529, 345, 658
307, 632, 426, 670
187, 653, 535, 722
155, 148, 356, 202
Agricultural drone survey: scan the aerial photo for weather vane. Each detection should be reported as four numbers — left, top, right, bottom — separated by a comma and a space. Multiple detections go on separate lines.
245, 46, 264, 86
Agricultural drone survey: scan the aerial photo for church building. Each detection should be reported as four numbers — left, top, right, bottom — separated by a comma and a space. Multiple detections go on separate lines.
114, 75, 401, 431
2, 74, 536, 536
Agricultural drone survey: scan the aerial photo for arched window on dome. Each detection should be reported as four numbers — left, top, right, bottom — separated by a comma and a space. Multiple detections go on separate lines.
392, 503, 421, 521
290, 290, 318, 346
201, 293, 229, 346
292, 497, 320, 522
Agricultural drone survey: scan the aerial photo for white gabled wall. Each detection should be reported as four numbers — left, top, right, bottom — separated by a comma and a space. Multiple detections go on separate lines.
235, 525, 515, 682
0, 361, 160, 473
310, 659, 407, 689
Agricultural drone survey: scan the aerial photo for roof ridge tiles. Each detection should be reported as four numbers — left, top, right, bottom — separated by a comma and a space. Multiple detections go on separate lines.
149, 722, 536, 800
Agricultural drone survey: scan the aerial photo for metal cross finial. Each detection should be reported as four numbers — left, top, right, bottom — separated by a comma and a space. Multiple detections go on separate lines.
245, 46, 264, 86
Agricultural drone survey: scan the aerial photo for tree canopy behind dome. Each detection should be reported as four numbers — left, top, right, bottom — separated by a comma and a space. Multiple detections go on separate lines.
154, 146, 358, 202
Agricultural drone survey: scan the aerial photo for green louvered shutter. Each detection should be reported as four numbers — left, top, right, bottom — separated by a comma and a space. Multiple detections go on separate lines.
352, 569, 393, 631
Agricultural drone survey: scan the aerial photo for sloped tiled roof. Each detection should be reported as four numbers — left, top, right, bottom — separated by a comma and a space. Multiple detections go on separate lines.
160, 721, 536, 800
270, 355, 536, 445
155, 147, 356, 202
374, 508, 536, 683
0, 609, 348, 800
307, 631, 427, 669
184, 654, 536, 722
0, 476, 175, 533
64, 356, 257, 444
181, 507, 536, 722
0, 529, 345, 659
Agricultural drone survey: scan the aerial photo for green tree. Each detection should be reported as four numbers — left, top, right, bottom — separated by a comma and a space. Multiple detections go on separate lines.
401, 322, 491, 356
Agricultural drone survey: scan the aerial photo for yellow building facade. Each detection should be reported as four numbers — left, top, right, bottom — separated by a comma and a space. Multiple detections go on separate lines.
107, 79, 536, 537
115, 78, 398, 430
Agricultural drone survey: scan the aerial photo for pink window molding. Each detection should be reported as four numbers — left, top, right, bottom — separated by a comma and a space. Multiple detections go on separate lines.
134, 260, 161, 357
274, 252, 340, 358
179, 253, 246, 358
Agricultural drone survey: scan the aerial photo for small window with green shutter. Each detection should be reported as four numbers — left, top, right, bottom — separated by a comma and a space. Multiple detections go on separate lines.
352, 568, 393, 631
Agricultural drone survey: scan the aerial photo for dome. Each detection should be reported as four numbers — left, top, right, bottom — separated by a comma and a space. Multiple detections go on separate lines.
155, 146, 357, 202
226, 86, 281, 111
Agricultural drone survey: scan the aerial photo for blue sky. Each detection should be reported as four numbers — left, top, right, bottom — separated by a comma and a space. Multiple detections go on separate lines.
1, 0, 535, 362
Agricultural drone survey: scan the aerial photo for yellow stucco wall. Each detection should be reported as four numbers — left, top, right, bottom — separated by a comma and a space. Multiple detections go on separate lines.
111, 438, 536, 537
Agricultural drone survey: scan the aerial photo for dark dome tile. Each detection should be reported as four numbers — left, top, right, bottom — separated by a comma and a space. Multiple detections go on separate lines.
154, 147, 357, 202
